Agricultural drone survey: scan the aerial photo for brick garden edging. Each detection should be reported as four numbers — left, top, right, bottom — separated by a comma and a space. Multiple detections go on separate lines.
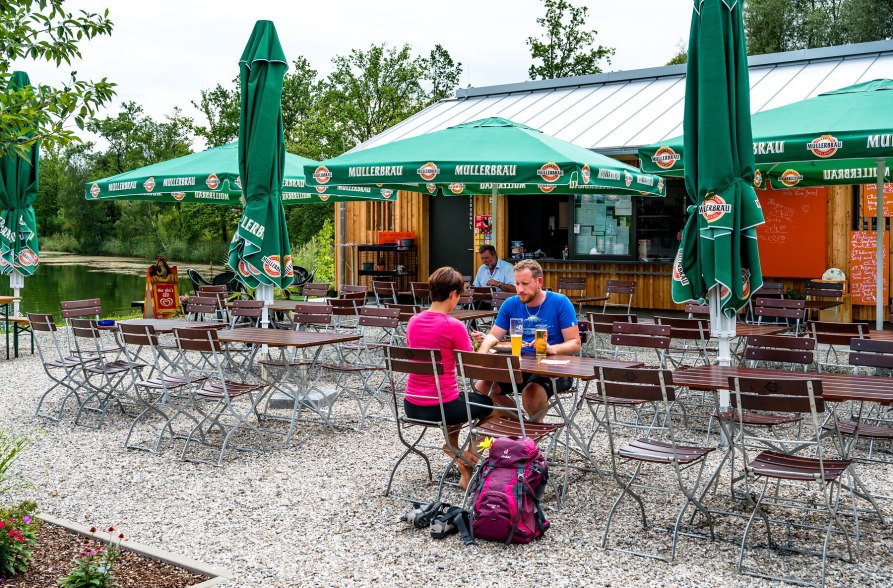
39, 514, 233, 587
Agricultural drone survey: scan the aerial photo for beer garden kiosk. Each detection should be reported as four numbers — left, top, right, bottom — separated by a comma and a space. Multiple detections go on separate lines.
333, 41, 893, 324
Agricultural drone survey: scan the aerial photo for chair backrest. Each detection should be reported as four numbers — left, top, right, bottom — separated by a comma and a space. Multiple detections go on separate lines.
340, 284, 369, 298
173, 327, 223, 353
454, 349, 523, 385
610, 322, 671, 350
743, 334, 815, 369
804, 280, 844, 300
409, 282, 430, 303
230, 299, 264, 317
557, 277, 586, 295
605, 280, 636, 295
730, 375, 824, 414
596, 366, 676, 403
329, 297, 361, 318
358, 306, 400, 328
118, 322, 160, 347
292, 303, 333, 327
849, 338, 893, 370
754, 297, 806, 320
185, 296, 218, 316
27, 312, 57, 333
385, 303, 422, 322
198, 284, 228, 294
752, 281, 786, 299
458, 293, 474, 307
586, 311, 636, 334
654, 316, 709, 341
60, 298, 101, 320
186, 268, 212, 293
807, 321, 866, 346
491, 290, 513, 310
197, 285, 228, 312
684, 303, 710, 317
372, 280, 398, 303
472, 286, 495, 302
69, 317, 100, 340
302, 283, 330, 299
385, 346, 444, 377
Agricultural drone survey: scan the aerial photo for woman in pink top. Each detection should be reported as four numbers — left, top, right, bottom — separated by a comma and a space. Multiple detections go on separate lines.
405, 267, 493, 488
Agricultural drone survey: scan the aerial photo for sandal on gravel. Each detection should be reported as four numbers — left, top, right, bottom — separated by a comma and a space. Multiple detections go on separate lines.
400, 501, 442, 529
431, 506, 474, 545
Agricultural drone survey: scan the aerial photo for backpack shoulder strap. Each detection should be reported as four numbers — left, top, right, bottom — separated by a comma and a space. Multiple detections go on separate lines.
505, 464, 526, 544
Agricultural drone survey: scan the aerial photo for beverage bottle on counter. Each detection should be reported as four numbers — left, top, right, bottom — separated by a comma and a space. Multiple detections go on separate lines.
563, 246, 568, 259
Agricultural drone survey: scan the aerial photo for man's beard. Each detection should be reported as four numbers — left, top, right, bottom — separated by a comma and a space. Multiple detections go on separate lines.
518, 289, 537, 304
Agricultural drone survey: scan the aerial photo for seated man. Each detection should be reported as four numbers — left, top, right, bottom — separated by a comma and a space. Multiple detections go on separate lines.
475, 259, 581, 421
473, 244, 516, 293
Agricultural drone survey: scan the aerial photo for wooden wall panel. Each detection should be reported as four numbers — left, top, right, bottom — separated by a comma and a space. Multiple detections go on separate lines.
539, 261, 678, 311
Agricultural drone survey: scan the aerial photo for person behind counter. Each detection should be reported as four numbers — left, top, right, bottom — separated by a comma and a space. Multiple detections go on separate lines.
474, 259, 581, 422
472, 244, 516, 293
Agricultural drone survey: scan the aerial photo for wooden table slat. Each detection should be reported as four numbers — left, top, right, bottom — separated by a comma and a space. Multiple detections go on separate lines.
216, 327, 360, 348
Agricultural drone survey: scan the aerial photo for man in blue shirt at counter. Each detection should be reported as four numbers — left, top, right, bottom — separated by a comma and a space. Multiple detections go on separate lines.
472, 244, 516, 293
475, 259, 581, 421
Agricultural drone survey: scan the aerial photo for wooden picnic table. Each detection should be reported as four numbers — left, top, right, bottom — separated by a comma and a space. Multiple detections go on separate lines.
867, 329, 893, 342
216, 327, 360, 347
639, 319, 788, 338
519, 354, 643, 379
119, 318, 228, 333
448, 309, 498, 322
804, 300, 843, 311
671, 364, 893, 404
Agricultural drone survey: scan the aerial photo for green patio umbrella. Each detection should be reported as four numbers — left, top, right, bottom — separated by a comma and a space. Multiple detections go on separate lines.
675, 0, 764, 368
641, 81, 893, 328
85, 141, 390, 205
228, 20, 293, 308
306, 117, 665, 254
0, 71, 41, 316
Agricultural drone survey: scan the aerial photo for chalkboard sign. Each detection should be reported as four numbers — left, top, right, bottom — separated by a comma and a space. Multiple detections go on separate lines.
862, 183, 893, 217
849, 230, 889, 305
756, 186, 827, 278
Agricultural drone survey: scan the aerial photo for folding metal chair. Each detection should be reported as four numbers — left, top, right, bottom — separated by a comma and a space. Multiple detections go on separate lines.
118, 323, 207, 453
339, 284, 369, 304
330, 296, 363, 330
808, 321, 867, 372
173, 327, 268, 466
557, 276, 588, 315
184, 296, 219, 322
229, 300, 264, 329
731, 376, 859, 587
383, 346, 473, 502
805, 280, 845, 322
754, 298, 806, 334
598, 367, 716, 563
372, 280, 398, 306
741, 334, 815, 371
301, 282, 330, 301
29, 313, 97, 422
583, 312, 636, 358
197, 285, 230, 322
611, 322, 670, 368
654, 316, 712, 367
409, 282, 431, 306
745, 281, 784, 323
68, 318, 145, 429
601, 280, 636, 314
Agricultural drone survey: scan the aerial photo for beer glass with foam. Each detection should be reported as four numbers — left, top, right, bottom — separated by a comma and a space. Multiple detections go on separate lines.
510, 318, 523, 357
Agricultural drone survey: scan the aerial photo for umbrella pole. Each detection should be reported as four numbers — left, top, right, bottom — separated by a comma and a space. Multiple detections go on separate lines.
9, 269, 23, 317
708, 286, 736, 402
491, 186, 499, 256
876, 158, 886, 331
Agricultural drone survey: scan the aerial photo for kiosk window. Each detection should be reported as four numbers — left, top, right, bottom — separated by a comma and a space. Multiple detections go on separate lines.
572, 194, 633, 258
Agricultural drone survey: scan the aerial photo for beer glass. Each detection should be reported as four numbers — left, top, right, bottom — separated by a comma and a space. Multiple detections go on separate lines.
534, 328, 548, 360
510, 318, 523, 357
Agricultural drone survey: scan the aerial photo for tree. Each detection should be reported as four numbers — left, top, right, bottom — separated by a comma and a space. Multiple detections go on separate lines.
0, 0, 116, 158
191, 80, 240, 148
744, 0, 893, 55
423, 44, 463, 104
665, 40, 688, 66
527, 0, 614, 80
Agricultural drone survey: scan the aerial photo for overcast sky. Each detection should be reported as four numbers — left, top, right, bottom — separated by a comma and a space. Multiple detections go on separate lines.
12, 0, 692, 146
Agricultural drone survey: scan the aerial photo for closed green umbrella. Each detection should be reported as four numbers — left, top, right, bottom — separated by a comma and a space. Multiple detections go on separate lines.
85, 141, 390, 205
228, 20, 293, 314
0, 71, 40, 316
675, 0, 764, 369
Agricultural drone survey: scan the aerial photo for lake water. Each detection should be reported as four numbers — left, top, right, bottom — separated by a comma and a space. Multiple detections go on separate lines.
0, 259, 193, 321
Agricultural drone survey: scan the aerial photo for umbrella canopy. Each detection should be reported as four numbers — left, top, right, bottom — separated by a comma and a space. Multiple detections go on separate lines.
0, 71, 40, 276
85, 141, 391, 205
673, 0, 764, 322
640, 79, 893, 189
228, 20, 294, 291
304, 117, 666, 197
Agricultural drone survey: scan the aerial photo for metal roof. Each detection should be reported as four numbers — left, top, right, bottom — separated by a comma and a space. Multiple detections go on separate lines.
355, 40, 893, 156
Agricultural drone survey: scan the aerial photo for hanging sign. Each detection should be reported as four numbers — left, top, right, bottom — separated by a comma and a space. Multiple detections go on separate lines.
849, 231, 889, 305
862, 183, 893, 217
144, 257, 180, 319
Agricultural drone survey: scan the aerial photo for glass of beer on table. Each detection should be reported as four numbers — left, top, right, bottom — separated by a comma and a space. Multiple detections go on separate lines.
534, 328, 548, 360
510, 318, 523, 357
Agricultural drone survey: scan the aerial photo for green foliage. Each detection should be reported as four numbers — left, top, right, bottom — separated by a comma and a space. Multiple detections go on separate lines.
665, 40, 688, 65
744, 0, 893, 55
292, 218, 335, 284
58, 527, 124, 588
191, 79, 240, 148
286, 203, 334, 247
527, 0, 615, 80
0, 501, 40, 580
0, 428, 30, 497
423, 44, 463, 104
0, 0, 116, 158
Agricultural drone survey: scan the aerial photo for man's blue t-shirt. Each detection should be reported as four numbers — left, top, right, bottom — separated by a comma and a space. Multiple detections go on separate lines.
494, 291, 577, 354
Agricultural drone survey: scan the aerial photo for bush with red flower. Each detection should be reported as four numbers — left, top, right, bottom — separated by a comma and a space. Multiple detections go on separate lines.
0, 501, 40, 579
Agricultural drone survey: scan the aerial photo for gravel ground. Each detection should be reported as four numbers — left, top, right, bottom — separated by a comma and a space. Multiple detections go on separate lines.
3, 338, 893, 588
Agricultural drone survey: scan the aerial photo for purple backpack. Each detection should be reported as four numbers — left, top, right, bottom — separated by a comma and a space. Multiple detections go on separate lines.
471, 437, 549, 544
